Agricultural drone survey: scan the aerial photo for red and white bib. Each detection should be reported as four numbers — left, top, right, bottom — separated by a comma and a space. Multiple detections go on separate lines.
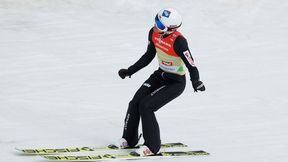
152, 31, 185, 75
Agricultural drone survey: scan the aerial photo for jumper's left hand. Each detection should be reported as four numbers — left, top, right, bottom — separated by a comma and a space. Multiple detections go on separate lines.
192, 81, 205, 92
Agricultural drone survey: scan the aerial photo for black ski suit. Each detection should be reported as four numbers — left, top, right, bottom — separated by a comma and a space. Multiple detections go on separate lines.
121, 27, 201, 154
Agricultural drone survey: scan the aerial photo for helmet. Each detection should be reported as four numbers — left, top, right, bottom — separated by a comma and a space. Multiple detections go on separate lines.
154, 8, 182, 33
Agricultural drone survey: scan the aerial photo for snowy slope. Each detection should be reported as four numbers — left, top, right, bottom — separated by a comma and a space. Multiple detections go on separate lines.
1, 0, 288, 162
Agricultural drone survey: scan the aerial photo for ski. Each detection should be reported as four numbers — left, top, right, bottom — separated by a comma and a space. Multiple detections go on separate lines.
16, 142, 187, 155
43, 150, 209, 161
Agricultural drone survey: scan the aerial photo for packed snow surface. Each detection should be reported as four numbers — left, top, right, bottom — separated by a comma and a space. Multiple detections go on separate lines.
1, 0, 288, 162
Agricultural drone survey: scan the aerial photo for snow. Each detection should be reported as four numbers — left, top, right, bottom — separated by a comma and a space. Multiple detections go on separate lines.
1, 0, 288, 162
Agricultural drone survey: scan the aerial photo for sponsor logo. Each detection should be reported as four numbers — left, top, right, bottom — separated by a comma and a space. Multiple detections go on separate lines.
159, 65, 178, 73
169, 25, 178, 28
170, 34, 177, 42
151, 85, 166, 96
143, 149, 153, 156
143, 83, 151, 87
154, 37, 172, 47
124, 113, 130, 131
162, 10, 171, 18
162, 60, 173, 66
183, 50, 196, 66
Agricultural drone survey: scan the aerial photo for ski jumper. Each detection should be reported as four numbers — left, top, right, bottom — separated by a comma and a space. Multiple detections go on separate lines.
122, 27, 200, 154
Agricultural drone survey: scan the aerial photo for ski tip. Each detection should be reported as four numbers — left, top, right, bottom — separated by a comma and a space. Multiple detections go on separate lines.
14, 147, 40, 156
15, 147, 27, 153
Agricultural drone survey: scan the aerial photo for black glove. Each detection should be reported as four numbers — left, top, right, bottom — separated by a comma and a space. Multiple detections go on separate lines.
192, 80, 205, 92
118, 69, 131, 79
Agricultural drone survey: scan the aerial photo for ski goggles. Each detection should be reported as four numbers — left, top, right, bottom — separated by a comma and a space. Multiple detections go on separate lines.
154, 15, 167, 32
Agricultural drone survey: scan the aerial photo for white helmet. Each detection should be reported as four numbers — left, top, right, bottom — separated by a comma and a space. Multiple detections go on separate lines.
154, 8, 182, 32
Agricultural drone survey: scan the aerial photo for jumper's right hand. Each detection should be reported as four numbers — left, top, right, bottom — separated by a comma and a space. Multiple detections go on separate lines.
118, 69, 130, 79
